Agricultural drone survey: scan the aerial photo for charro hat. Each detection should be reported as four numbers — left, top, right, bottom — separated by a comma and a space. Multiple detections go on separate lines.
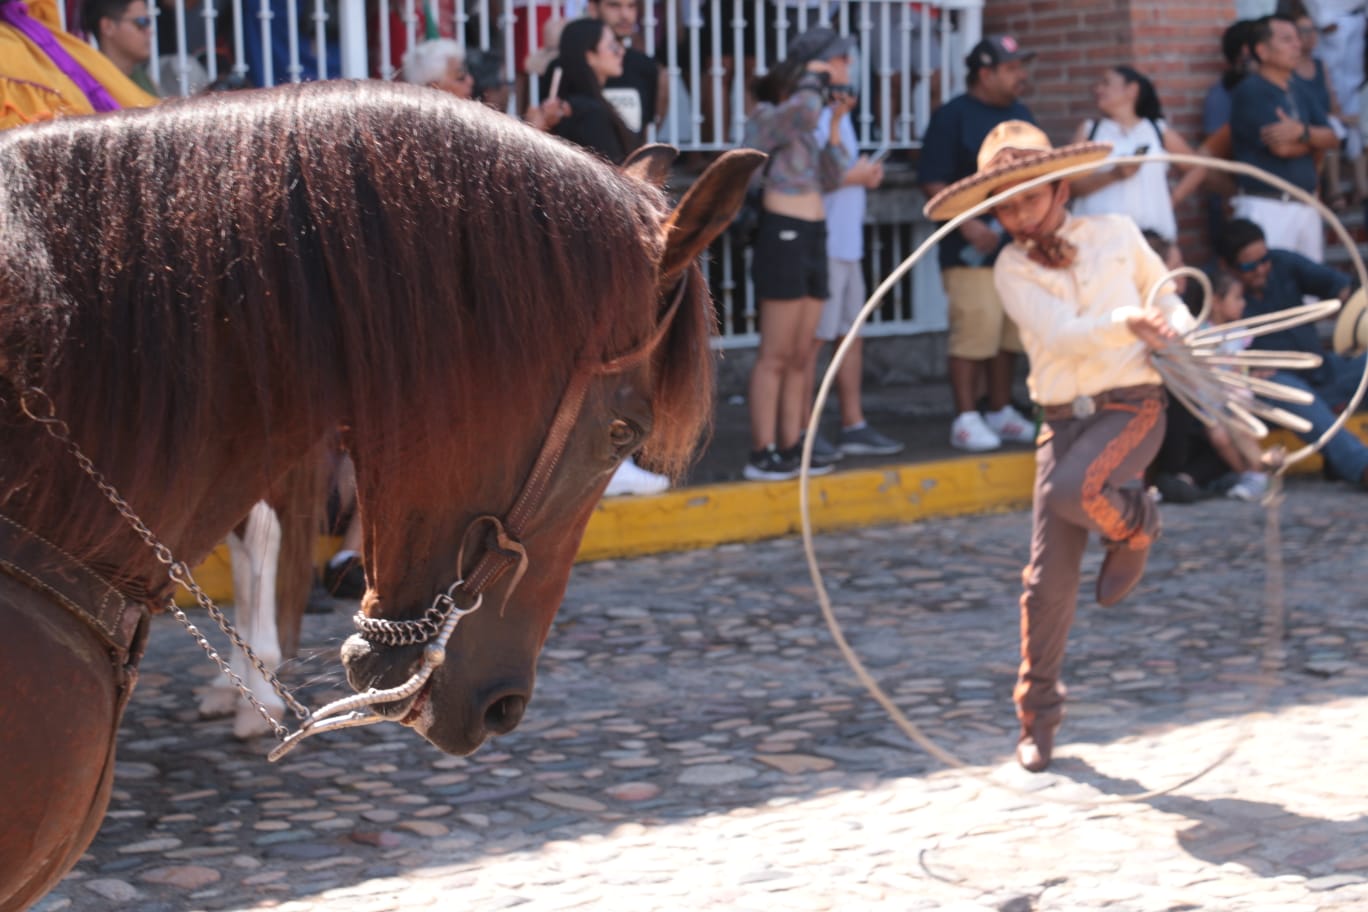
789, 26, 857, 64
1333, 287, 1368, 356
922, 120, 1111, 222
966, 35, 1035, 70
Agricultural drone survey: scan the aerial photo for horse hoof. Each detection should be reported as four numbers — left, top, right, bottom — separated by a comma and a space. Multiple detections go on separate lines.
197, 685, 239, 720
233, 700, 285, 740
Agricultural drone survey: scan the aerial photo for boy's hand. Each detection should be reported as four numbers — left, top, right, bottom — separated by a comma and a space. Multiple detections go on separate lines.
1127, 311, 1178, 350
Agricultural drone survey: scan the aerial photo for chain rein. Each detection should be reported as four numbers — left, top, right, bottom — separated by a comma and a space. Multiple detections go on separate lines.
18, 388, 308, 739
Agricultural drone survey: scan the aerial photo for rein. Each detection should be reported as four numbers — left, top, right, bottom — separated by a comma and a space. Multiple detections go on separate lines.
4, 274, 689, 761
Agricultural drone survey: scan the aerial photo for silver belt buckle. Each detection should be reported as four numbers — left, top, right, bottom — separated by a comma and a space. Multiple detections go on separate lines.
1071, 395, 1096, 419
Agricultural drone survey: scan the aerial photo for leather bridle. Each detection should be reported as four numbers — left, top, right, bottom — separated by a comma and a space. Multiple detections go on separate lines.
267, 273, 693, 759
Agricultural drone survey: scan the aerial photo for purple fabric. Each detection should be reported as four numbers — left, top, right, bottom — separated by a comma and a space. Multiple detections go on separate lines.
0, 0, 122, 112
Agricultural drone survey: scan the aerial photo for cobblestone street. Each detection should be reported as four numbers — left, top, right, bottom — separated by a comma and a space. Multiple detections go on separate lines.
38, 480, 1368, 912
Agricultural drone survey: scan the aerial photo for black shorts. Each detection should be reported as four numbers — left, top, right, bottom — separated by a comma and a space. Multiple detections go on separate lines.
752, 211, 828, 301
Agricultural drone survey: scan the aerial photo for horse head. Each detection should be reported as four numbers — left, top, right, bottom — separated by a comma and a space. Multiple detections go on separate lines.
338, 134, 764, 756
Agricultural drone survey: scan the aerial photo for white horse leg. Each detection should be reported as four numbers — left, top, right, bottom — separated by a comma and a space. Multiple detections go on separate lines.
195, 526, 253, 721
197, 502, 286, 738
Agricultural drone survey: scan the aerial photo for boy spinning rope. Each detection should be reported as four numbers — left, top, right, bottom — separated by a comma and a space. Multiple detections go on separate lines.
924, 122, 1196, 773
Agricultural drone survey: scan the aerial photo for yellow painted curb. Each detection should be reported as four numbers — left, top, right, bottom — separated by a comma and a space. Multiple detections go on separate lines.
176, 413, 1368, 605
577, 450, 1036, 560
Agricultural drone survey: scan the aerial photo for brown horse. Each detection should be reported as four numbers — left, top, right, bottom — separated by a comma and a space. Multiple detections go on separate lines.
0, 80, 760, 910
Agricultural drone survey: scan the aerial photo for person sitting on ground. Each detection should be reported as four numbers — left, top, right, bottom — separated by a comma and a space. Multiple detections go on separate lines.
1, 0, 155, 129
924, 121, 1196, 773
1150, 270, 1270, 503
1217, 218, 1367, 490
1069, 64, 1206, 246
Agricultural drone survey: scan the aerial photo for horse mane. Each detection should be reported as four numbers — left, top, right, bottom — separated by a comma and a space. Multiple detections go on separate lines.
0, 81, 712, 577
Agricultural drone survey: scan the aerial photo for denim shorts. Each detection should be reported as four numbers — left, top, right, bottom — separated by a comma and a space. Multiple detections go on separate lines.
752, 211, 829, 301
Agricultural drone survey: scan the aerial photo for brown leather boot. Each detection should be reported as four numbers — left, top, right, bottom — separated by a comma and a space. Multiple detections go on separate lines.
1016, 716, 1061, 773
1096, 540, 1150, 607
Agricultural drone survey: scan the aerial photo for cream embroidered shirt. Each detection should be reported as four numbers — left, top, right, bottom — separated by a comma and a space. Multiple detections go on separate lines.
993, 213, 1195, 407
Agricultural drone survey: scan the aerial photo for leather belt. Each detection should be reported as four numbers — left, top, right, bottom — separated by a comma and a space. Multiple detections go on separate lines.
1041, 384, 1165, 422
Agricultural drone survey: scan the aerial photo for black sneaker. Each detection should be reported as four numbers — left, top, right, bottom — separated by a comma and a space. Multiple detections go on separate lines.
836, 423, 905, 456
743, 445, 800, 481
779, 442, 836, 476
1153, 472, 1201, 504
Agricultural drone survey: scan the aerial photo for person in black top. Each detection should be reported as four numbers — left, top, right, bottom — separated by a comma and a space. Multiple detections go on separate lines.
551, 17, 636, 164
588, 0, 661, 147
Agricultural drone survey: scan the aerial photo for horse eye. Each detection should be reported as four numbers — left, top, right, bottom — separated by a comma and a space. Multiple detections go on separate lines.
608, 418, 640, 451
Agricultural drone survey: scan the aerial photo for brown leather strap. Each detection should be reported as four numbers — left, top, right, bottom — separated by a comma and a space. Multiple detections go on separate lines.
0, 511, 148, 659
1041, 384, 1165, 422
432, 276, 691, 607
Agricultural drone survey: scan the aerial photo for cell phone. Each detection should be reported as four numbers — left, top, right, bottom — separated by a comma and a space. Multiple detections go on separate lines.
868, 146, 891, 165
1134, 144, 1150, 155
547, 67, 562, 102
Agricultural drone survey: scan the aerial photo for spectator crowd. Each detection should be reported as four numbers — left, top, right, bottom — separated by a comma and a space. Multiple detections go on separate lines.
3, 0, 1367, 497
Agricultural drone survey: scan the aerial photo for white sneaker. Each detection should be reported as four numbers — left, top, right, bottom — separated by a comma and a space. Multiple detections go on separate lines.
950, 411, 1001, 452
985, 404, 1037, 444
604, 457, 670, 496
1227, 471, 1268, 502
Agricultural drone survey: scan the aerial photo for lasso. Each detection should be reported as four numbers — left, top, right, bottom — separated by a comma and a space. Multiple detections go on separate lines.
800, 152, 1368, 807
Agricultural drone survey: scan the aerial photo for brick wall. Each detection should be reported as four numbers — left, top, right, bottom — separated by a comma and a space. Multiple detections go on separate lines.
983, 0, 1239, 257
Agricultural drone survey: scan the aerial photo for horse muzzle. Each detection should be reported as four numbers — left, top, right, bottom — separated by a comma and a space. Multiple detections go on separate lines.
338, 631, 532, 755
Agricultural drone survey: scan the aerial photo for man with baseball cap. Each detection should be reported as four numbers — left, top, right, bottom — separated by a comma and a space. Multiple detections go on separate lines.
919, 35, 1039, 454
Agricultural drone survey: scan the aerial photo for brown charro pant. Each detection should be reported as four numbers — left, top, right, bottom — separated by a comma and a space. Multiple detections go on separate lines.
1014, 387, 1167, 727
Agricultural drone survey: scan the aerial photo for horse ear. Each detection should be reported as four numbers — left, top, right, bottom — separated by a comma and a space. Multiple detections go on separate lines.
622, 144, 678, 188
658, 149, 767, 285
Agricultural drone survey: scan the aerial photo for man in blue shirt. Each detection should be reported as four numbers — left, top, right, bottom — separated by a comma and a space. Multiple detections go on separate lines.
918, 35, 1038, 453
1218, 218, 1367, 490
1228, 14, 1337, 263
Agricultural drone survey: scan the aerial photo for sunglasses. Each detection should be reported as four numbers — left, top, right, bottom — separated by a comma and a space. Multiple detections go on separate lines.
1236, 251, 1271, 273
121, 14, 152, 27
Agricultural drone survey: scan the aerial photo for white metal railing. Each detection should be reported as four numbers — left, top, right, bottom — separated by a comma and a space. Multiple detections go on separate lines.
141, 0, 980, 147
134, 0, 976, 342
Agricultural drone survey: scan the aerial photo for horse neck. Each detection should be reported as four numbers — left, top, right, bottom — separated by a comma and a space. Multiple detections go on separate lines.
1, 371, 335, 607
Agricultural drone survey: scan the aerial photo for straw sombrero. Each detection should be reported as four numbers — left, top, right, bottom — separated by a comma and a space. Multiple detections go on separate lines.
923, 121, 1112, 222
1333, 287, 1368, 357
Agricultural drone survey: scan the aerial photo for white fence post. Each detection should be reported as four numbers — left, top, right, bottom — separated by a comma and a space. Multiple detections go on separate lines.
338, 0, 368, 78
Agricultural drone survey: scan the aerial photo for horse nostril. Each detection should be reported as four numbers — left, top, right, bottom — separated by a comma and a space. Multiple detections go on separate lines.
483, 693, 527, 736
